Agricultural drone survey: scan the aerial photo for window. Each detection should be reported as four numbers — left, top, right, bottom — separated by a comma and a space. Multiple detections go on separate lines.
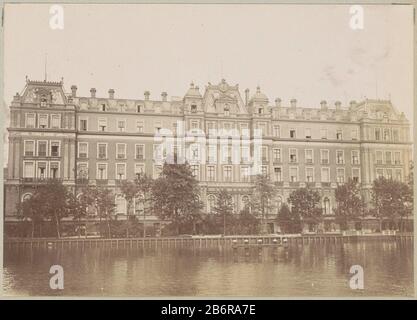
351, 129, 358, 140
24, 141, 35, 156
191, 165, 199, 179
392, 129, 399, 142
376, 168, 384, 179
191, 105, 197, 113
385, 151, 392, 164
23, 162, 35, 178
115, 195, 126, 214
80, 119, 88, 131
37, 141, 47, 157
38, 114, 48, 129
336, 150, 344, 164
289, 167, 298, 182
137, 105, 142, 113
154, 122, 162, 134
208, 145, 217, 163
336, 168, 345, 183
321, 167, 330, 182
273, 125, 280, 137
273, 148, 281, 162
98, 118, 107, 132
224, 107, 230, 116
50, 162, 59, 179
97, 143, 107, 159
306, 167, 314, 182
336, 130, 342, 140
25, 113, 35, 128
78, 142, 88, 158
375, 128, 381, 140
101, 104, 107, 112
136, 121, 144, 133
117, 120, 126, 132
240, 123, 249, 136
37, 162, 47, 179
384, 129, 390, 141
290, 129, 296, 138
116, 143, 127, 159
320, 129, 327, 139
276, 196, 283, 213
375, 151, 383, 164
116, 163, 126, 180
289, 148, 297, 163
221, 145, 232, 163
241, 146, 250, 163
351, 150, 360, 165
274, 167, 282, 182
261, 166, 268, 176
97, 163, 108, 180
50, 141, 60, 157
207, 122, 216, 134
240, 166, 250, 182
261, 146, 268, 162
207, 195, 216, 213
258, 123, 266, 135
395, 169, 402, 181
153, 144, 164, 162
207, 166, 216, 181
385, 169, 393, 180
51, 114, 60, 129
135, 144, 145, 160
153, 165, 163, 179
305, 150, 313, 164
258, 108, 263, 114
77, 163, 88, 179
323, 198, 331, 215
190, 144, 200, 162
394, 152, 401, 165
191, 120, 199, 130
321, 150, 329, 164
305, 128, 311, 139
352, 168, 360, 183
134, 163, 144, 178
223, 166, 232, 182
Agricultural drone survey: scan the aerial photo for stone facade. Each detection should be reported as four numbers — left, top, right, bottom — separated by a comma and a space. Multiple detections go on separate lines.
4, 78, 412, 230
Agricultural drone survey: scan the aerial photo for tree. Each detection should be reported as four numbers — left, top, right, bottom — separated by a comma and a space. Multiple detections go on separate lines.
212, 190, 234, 235
119, 180, 138, 238
152, 162, 203, 235
334, 179, 364, 230
250, 174, 276, 233
288, 187, 321, 231
277, 203, 292, 234
134, 173, 154, 237
18, 192, 45, 237
372, 177, 413, 231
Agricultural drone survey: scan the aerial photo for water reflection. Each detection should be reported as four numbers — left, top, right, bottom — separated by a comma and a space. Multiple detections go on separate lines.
3, 240, 413, 297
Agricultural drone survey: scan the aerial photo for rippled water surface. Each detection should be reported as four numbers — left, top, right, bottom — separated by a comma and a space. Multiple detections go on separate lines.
3, 240, 413, 297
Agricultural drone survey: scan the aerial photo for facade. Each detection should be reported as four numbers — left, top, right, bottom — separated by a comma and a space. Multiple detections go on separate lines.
4, 78, 413, 232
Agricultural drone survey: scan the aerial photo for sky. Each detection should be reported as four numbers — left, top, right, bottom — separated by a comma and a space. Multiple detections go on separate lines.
3, 3, 414, 121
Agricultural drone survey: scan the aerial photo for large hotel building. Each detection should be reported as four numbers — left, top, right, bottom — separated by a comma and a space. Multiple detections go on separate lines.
4, 78, 413, 232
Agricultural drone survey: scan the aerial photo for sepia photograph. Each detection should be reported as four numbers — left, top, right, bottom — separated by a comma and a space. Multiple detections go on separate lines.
1, 2, 415, 298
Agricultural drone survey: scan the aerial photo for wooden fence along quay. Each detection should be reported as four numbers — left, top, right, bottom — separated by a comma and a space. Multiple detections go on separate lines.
4, 233, 414, 251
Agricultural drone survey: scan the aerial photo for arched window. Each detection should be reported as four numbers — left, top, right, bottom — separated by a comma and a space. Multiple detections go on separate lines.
21, 193, 32, 202
323, 197, 331, 215
224, 107, 230, 116
207, 195, 216, 214
115, 194, 126, 215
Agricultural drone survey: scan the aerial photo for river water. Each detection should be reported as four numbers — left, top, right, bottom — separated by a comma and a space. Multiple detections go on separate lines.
2, 240, 413, 297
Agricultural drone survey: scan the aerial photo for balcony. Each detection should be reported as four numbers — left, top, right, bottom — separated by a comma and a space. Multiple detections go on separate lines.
96, 179, 108, 185
321, 182, 331, 187
76, 178, 89, 184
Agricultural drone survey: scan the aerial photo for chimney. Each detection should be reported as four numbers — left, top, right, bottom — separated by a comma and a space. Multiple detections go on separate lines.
161, 92, 167, 102
320, 100, 327, 109
290, 98, 297, 108
349, 100, 357, 108
245, 88, 249, 106
108, 89, 115, 99
144, 91, 150, 101
275, 98, 281, 107
90, 88, 96, 98
71, 85, 77, 97
335, 101, 341, 110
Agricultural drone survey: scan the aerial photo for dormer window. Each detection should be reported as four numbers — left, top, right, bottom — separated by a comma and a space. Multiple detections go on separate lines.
40, 97, 47, 107
137, 105, 142, 113
258, 108, 263, 114
191, 105, 197, 113
224, 107, 230, 116
101, 104, 106, 112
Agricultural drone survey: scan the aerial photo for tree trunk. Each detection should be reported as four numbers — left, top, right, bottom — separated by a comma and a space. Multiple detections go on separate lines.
55, 216, 61, 239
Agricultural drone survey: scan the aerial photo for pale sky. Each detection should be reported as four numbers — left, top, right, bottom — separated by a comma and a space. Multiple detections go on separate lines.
4, 3, 414, 119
